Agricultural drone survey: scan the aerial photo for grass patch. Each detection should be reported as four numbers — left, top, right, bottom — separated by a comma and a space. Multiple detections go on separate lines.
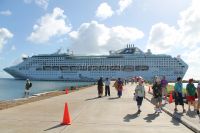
166, 84, 186, 94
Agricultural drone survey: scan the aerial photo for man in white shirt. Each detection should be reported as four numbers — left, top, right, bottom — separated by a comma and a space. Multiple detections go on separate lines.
105, 78, 111, 96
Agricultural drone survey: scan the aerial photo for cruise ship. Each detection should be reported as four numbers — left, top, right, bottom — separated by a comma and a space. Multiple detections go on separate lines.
4, 44, 188, 82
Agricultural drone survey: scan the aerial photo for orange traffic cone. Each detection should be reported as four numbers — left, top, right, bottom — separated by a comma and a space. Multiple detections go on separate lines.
65, 88, 69, 94
62, 102, 71, 125
169, 92, 173, 104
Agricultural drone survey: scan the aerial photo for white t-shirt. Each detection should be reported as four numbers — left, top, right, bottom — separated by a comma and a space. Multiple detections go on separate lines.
105, 80, 110, 86
135, 85, 145, 97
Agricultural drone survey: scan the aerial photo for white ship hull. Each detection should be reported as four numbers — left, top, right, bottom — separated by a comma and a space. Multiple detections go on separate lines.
4, 45, 188, 82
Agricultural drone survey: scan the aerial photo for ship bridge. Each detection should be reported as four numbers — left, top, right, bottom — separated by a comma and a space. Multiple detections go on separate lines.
112, 44, 144, 55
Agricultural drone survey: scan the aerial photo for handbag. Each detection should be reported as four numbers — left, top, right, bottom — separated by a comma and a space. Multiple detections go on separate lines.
133, 93, 137, 101
151, 97, 156, 105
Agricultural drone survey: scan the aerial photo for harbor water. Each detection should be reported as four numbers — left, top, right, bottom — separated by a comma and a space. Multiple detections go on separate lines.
0, 78, 94, 101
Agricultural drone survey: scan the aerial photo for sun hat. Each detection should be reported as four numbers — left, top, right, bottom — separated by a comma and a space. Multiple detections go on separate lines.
189, 78, 193, 83
156, 77, 161, 82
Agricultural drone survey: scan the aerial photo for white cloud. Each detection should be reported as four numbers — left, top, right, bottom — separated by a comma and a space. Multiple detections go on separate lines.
69, 21, 144, 55
178, 0, 200, 48
181, 48, 200, 79
117, 0, 133, 14
147, 0, 200, 53
146, 0, 200, 79
24, 0, 49, 10
146, 22, 180, 53
96, 2, 114, 20
0, 10, 12, 16
27, 7, 71, 44
0, 28, 13, 52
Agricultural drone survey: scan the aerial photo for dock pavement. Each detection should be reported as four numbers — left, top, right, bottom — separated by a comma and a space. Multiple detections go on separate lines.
0, 82, 196, 133
145, 84, 200, 133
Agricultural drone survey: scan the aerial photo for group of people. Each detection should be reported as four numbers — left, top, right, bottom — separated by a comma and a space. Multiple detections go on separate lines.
150, 76, 200, 114
170, 77, 200, 115
97, 77, 111, 98
133, 77, 164, 114
97, 76, 200, 115
97, 77, 124, 98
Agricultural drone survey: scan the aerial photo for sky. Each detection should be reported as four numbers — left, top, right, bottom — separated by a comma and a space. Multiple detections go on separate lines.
0, 0, 200, 80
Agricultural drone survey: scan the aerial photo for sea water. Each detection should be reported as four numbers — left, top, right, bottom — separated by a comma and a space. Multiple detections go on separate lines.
0, 78, 94, 101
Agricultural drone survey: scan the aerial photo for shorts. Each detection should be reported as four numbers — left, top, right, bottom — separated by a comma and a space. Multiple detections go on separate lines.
174, 92, 184, 105
187, 96, 195, 102
136, 96, 144, 106
154, 96, 162, 103
25, 89, 30, 93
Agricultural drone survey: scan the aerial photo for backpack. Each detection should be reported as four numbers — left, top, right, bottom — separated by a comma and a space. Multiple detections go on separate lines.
29, 83, 32, 88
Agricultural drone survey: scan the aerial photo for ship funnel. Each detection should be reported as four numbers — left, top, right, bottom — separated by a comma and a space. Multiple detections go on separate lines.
147, 49, 152, 54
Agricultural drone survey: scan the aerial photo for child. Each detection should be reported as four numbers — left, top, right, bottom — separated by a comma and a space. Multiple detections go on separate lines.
186, 78, 196, 111
135, 79, 145, 113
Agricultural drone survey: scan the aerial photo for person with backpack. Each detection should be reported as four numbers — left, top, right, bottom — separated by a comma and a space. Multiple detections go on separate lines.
152, 77, 162, 113
117, 78, 123, 98
24, 79, 32, 97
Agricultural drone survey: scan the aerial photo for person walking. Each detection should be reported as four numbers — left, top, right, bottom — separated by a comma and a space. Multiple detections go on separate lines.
186, 78, 196, 112
161, 76, 168, 104
174, 77, 186, 113
117, 78, 123, 98
24, 79, 32, 97
97, 77, 104, 98
197, 82, 200, 114
104, 77, 110, 96
134, 79, 145, 113
152, 77, 162, 113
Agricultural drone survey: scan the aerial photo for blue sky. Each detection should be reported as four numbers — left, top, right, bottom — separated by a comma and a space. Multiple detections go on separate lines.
1, 0, 200, 80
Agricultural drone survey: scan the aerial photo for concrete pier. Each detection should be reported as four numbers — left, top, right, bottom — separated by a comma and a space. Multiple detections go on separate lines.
0, 83, 195, 133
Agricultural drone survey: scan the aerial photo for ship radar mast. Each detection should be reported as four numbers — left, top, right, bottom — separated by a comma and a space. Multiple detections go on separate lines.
54, 48, 62, 54
66, 49, 73, 55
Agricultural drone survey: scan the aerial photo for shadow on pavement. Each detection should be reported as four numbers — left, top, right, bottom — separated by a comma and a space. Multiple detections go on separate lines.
44, 124, 66, 131
123, 112, 139, 122
85, 97, 100, 101
186, 110, 196, 118
108, 97, 119, 100
171, 117, 181, 126
143, 113, 159, 123
170, 112, 183, 126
